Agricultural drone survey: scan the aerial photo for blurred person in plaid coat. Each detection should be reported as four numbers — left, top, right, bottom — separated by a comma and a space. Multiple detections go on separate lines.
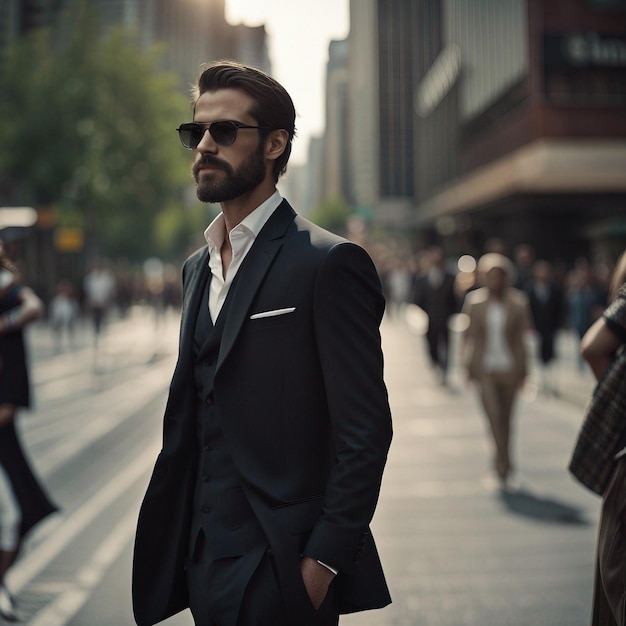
581, 250, 626, 626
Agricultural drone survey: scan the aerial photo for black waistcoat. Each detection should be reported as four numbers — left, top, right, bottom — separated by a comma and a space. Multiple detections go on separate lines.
189, 270, 265, 561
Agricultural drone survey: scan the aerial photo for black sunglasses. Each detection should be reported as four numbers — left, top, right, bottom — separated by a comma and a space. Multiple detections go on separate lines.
176, 120, 269, 149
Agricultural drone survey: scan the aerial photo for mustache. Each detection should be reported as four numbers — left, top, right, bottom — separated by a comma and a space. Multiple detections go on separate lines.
192, 156, 231, 178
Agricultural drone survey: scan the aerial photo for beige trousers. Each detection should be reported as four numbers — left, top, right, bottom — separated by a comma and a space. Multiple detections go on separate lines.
477, 370, 519, 479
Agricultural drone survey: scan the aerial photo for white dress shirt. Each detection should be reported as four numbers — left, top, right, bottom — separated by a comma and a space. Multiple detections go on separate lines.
204, 191, 282, 322
483, 300, 514, 372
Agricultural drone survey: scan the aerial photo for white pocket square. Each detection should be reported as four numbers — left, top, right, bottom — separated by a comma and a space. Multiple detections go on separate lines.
249, 307, 296, 320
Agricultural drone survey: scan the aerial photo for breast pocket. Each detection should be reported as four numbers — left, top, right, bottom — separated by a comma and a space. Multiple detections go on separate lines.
246, 309, 298, 339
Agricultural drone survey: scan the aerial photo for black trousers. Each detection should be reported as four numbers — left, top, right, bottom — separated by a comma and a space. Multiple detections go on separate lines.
425, 322, 449, 372
186, 531, 339, 626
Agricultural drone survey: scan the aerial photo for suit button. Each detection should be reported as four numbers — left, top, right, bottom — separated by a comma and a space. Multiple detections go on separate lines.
201, 474, 210, 482
204, 395, 213, 405
201, 505, 210, 514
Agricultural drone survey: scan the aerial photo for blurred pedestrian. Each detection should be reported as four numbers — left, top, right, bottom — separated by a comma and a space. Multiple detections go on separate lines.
162, 264, 182, 312
484, 237, 508, 256
572, 250, 626, 626
513, 243, 535, 291
386, 257, 412, 320
132, 61, 392, 626
0, 241, 58, 622
412, 246, 459, 385
48, 280, 80, 351
82, 262, 115, 342
526, 260, 564, 395
461, 253, 532, 485
567, 261, 606, 370
454, 255, 479, 303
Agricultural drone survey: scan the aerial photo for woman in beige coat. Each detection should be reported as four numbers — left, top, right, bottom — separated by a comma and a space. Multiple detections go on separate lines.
461, 253, 532, 484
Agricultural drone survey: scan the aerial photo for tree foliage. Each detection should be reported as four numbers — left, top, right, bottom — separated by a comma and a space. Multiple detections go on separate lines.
0, 3, 194, 261
308, 197, 352, 235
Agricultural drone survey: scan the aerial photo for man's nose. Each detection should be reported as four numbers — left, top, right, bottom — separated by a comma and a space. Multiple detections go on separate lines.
196, 129, 217, 152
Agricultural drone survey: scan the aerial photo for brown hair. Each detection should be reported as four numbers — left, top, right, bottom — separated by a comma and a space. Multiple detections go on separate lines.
609, 250, 626, 302
193, 60, 296, 183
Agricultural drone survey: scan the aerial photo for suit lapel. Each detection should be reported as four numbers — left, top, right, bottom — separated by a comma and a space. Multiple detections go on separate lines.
217, 200, 296, 372
181, 248, 211, 347
169, 248, 210, 398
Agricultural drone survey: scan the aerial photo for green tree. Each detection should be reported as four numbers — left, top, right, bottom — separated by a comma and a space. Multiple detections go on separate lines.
0, 3, 193, 261
308, 197, 352, 235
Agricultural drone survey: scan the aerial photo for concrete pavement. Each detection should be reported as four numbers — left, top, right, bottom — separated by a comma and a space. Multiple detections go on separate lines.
343, 313, 600, 626
23, 307, 602, 626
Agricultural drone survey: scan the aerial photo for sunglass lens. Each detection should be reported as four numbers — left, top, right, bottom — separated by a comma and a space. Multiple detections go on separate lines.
177, 121, 240, 148
177, 124, 201, 149
209, 122, 237, 146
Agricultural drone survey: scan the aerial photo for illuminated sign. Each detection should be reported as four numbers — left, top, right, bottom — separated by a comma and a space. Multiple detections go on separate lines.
544, 32, 626, 68
414, 44, 462, 118
543, 32, 626, 103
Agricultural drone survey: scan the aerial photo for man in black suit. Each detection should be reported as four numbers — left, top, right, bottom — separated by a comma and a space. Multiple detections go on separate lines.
132, 61, 393, 626
526, 260, 564, 394
412, 246, 458, 385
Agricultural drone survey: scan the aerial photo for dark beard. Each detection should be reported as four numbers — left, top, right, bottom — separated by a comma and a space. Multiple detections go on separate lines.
193, 143, 266, 203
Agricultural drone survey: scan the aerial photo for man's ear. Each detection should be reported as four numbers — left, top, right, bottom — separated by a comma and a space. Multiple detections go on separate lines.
265, 129, 289, 162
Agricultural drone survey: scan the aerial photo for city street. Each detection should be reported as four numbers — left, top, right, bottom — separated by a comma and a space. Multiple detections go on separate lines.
7, 306, 600, 626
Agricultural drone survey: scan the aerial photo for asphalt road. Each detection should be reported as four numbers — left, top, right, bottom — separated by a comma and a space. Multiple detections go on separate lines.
6, 306, 599, 626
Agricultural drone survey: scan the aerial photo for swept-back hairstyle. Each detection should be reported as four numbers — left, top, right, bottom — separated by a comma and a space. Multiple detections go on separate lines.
193, 60, 296, 183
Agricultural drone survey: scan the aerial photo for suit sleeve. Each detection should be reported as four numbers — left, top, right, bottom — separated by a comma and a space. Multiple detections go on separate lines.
303, 242, 393, 574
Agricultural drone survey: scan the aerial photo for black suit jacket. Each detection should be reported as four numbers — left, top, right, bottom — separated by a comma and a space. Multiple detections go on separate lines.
412, 271, 458, 325
132, 200, 393, 625
527, 281, 564, 336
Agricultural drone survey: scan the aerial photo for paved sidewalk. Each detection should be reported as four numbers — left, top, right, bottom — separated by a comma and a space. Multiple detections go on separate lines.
26, 304, 178, 360
24, 307, 601, 626
26, 307, 596, 408
342, 315, 600, 626
401, 306, 597, 409
535, 329, 596, 410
